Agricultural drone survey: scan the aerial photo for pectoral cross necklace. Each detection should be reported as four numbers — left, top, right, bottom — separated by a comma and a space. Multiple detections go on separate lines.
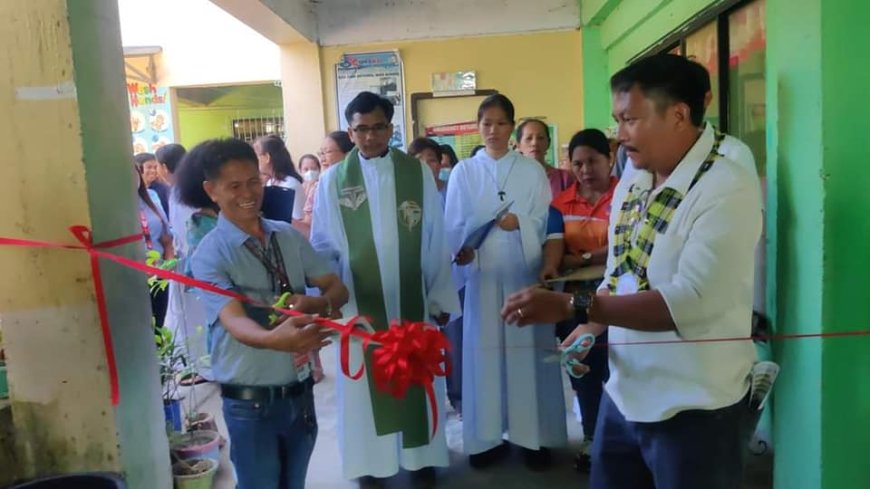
488, 155, 518, 202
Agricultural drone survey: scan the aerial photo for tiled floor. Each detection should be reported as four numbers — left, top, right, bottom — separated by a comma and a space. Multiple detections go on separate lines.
182, 346, 773, 488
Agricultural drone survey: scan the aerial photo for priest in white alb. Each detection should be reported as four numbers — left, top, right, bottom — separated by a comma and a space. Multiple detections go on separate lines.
311, 91, 459, 488
445, 94, 567, 470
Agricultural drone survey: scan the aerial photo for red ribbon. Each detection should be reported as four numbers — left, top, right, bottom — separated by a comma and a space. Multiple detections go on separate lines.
0, 226, 451, 436
0, 226, 143, 406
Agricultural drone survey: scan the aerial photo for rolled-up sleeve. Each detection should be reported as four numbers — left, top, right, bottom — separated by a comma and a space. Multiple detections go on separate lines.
190, 240, 235, 326
656, 183, 762, 339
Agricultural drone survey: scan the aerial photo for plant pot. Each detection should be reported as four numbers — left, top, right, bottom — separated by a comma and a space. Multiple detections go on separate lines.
163, 399, 182, 432
0, 362, 8, 399
186, 412, 217, 433
171, 430, 221, 464
172, 458, 217, 489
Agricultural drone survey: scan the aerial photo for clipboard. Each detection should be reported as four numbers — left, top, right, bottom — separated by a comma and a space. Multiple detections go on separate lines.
457, 200, 514, 252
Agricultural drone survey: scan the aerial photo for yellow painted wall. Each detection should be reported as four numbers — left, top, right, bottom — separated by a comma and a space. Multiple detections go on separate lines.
320, 30, 584, 151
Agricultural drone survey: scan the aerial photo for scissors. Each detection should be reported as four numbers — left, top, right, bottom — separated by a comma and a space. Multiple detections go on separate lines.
545, 333, 596, 379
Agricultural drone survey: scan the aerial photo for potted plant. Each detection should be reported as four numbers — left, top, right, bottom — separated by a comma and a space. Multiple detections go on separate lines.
171, 458, 218, 489
155, 325, 186, 433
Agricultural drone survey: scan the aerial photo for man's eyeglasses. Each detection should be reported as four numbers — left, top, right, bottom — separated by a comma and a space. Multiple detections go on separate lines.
350, 124, 391, 135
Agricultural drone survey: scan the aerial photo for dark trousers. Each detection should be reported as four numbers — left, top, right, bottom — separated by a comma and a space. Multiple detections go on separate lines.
150, 287, 168, 330
556, 317, 609, 440
591, 391, 752, 489
445, 288, 464, 413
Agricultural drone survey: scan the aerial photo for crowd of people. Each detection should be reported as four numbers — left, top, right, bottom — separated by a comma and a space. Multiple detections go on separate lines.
134, 53, 763, 489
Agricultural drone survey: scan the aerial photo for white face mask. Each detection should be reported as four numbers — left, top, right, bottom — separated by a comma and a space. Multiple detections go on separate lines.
303, 169, 320, 182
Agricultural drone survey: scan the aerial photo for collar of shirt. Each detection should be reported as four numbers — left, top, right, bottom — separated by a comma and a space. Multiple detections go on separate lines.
556, 177, 618, 208
475, 149, 517, 165
215, 213, 280, 247
358, 148, 392, 164
630, 123, 716, 197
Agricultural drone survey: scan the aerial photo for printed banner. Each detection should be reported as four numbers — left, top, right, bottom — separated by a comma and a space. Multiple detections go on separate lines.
336, 51, 406, 149
127, 82, 174, 155
425, 121, 481, 160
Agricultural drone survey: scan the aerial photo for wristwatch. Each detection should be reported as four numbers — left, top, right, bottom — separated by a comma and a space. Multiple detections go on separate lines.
581, 252, 593, 265
569, 291, 595, 318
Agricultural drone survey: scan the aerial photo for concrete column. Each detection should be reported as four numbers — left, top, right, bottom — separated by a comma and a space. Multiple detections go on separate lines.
768, 0, 870, 487
0, 1, 170, 487
280, 41, 328, 156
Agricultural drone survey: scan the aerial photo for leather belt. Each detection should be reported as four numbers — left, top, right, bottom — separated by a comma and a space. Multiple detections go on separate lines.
220, 378, 312, 402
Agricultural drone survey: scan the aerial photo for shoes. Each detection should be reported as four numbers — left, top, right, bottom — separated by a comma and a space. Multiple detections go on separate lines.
410, 467, 437, 489
522, 447, 552, 471
573, 438, 593, 473
357, 475, 387, 489
468, 442, 510, 469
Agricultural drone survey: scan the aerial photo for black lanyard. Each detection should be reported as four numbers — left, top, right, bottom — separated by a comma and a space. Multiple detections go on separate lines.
243, 233, 294, 295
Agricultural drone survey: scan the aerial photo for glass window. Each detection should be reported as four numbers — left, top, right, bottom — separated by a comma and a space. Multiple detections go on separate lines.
728, 0, 766, 175
686, 22, 720, 127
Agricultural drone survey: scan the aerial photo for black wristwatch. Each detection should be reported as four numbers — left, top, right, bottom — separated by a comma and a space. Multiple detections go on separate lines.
569, 291, 594, 318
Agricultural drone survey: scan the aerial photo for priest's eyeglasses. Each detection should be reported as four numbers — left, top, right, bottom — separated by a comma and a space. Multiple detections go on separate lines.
351, 123, 391, 135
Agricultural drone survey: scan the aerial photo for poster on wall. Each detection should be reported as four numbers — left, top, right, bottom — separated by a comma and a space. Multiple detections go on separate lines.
335, 51, 406, 148
127, 82, 174, 155
425, 121, 481, 160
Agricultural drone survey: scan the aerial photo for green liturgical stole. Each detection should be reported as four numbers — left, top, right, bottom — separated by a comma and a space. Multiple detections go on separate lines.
336, 147, 430, 448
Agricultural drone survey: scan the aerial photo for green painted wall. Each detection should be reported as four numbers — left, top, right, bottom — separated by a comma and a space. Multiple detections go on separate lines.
818, 1, 870, 487
176, 84, 283, 147
581, 26, 612, 129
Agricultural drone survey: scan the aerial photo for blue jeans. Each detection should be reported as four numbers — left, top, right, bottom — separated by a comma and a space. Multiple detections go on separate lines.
591, 391, 752, 489
222, 383, 317, 489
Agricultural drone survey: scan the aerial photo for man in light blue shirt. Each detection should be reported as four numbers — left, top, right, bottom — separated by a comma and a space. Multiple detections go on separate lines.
191, 138, 348, 489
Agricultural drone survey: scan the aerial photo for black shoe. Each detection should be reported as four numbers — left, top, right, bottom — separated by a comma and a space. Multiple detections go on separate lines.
573, 438, 593, 473
410, 467, 436, 489
523, 447, 553, 471
358, 475, 387, 489
468, 442, 510, 469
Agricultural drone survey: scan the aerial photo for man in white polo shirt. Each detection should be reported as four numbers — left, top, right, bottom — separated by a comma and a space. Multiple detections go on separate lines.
501, 53, 761, 488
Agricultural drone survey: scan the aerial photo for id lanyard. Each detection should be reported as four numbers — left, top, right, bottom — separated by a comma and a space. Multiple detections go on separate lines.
243, 233, 294, 296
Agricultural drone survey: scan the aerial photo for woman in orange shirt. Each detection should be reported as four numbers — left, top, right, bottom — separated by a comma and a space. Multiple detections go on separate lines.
549, 128, 617, 472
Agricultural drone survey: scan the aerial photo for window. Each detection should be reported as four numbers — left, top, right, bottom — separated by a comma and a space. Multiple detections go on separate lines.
635, 0, 766, 176
232, 116, 285, 143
